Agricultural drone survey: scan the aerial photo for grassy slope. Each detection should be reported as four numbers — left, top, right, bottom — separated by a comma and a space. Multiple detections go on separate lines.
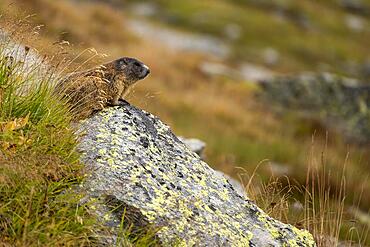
0, 28, 95, 245
0, 10, 158, 247
1, 0, 369, 245
127, 0, 370, 75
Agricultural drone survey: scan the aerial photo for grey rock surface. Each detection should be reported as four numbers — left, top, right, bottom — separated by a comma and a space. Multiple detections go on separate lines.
0, 30, 59, 94
0, 30, 51, 78
180, 137, 247, 197
213, 170, 248, 199
339, 0, 370, 15
260, 73, 370, 144
78, 104, 315, 246
127, 19, 230, 59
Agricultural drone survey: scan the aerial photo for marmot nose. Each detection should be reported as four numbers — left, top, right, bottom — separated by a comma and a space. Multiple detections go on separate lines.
142, 65, 150, 78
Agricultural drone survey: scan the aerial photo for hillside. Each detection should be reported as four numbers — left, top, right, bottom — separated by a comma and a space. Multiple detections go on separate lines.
0, 0, 369, 246
122, 0, 370, 78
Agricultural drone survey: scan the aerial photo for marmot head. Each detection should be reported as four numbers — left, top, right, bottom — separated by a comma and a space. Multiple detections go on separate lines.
114, 57, 150, 85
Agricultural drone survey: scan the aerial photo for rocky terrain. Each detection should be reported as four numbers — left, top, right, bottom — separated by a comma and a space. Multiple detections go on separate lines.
260, 73, 370, 144
78, 104, 315, 246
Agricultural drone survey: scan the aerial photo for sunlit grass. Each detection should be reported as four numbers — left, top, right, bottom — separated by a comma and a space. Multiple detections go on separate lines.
0, 33, 97, 245
0, 21, 158, 246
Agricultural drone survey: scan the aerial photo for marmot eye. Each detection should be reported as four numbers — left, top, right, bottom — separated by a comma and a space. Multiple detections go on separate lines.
133, 61, 141, 67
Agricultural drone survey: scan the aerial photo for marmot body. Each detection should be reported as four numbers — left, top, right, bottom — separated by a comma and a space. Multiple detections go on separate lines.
56, 57, 150, 119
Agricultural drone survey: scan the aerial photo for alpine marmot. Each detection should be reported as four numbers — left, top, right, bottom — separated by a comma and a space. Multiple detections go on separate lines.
56, 57, 150, 119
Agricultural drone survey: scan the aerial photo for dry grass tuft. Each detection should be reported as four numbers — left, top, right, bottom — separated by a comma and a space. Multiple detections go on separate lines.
0, 17, 158, 246
239, 137, 369, 246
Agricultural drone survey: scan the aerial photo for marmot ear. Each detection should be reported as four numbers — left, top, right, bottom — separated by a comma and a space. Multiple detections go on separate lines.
115, 58, 127, 70
119, 59, 126, 65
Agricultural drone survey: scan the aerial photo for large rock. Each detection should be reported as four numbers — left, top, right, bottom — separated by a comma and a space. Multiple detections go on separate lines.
78, 104, 315, 246
339, 0, 370, 15
260, 73, 370, 144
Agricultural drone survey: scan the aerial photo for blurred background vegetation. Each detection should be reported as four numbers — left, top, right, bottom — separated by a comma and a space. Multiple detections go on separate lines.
0, 0, 369, 245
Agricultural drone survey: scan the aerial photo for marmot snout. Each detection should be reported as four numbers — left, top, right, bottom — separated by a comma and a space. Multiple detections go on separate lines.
55, 57, 150, 119
114, 57, 150, 85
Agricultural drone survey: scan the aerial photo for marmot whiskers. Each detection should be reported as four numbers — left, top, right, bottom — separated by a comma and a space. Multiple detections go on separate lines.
55, 57, 150, 119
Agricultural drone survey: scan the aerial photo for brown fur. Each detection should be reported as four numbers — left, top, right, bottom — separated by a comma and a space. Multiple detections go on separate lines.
55, 57, 149, 119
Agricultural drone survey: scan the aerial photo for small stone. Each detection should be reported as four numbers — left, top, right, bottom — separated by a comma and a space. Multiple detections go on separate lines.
345, 15, 365, 32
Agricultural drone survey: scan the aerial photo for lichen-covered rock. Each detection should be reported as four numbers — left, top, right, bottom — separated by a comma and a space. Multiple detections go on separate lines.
78, 104, 315, 246
260, 73, 370, 144
213, 170, 247, 199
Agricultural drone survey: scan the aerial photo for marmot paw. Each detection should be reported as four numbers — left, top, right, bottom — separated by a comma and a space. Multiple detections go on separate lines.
118, 99, 130, 106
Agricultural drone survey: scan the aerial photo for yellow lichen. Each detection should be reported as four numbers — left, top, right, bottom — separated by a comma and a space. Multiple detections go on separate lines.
81, 107, 316, 246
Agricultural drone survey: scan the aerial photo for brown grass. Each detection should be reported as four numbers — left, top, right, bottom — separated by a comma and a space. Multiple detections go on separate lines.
239, 137, 369, 246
